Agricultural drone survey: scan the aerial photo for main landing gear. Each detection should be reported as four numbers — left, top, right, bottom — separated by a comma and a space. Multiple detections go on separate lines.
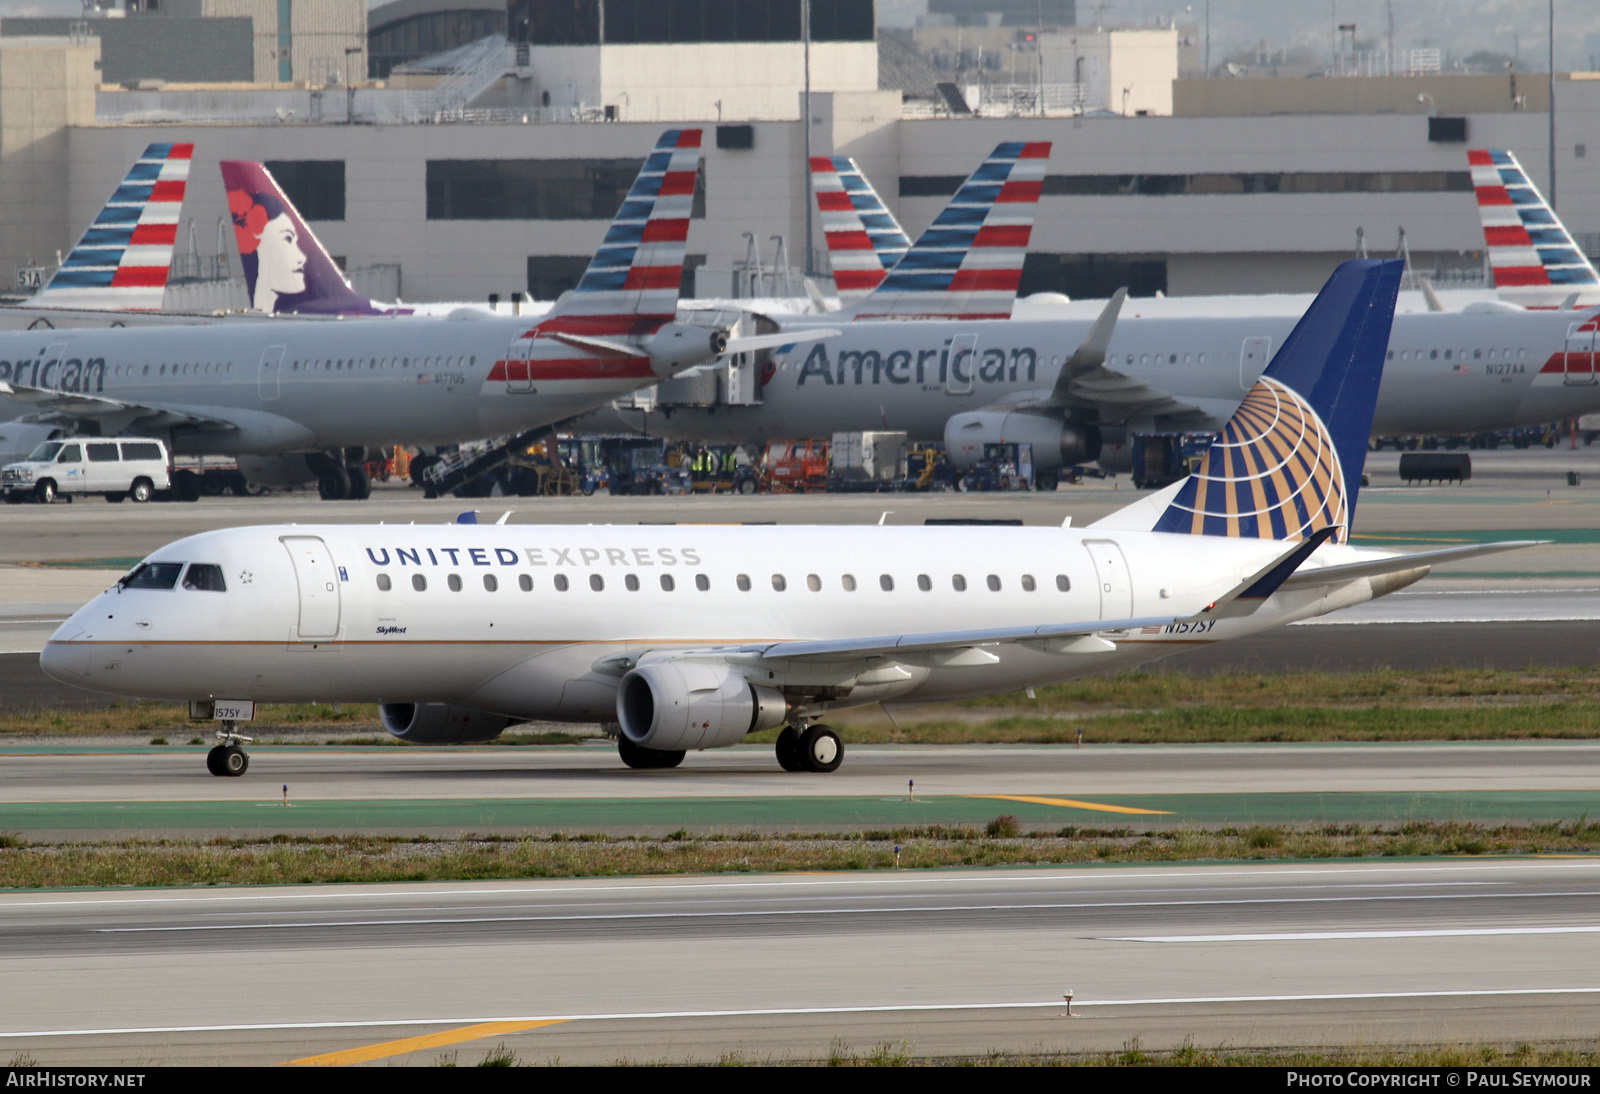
205, 721, 253, 777
775, 723, 843, 773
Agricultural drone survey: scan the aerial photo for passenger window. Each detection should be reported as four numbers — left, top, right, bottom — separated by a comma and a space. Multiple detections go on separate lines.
987, 575, 1002, 591
841, 574, 857, 591
87, 443, 119, 463
376, 574, 392, 591
1022, 574, 1037, 591
519, 574, 533, 591
121, 562, 183, 590
182, 564, 227, 592
554, 574, 569, 591
483, 574, 498, 592
625, 574, 640, 591
737, 574, 751, 591
1056, 574, 1071, 591
771, 574, 787, 591
952, 574, 967, 591
412, 574, 427, 592
695, 574, 709, 591
806, 574, 821, 592
447, 574, 463, 592
589, 574, 604, 591
879, 574, 894, 591
917, 574, 931, 591
661, 574, 675, 591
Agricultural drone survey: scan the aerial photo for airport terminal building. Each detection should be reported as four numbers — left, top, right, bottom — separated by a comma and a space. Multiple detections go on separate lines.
3, 0, 1600, 307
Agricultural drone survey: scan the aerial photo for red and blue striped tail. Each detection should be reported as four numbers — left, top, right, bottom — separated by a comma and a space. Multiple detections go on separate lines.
1470, 148, 1600, 309
32, 142, 192, 312
541, 128, 702, 337
851, 140, 1049, 321
811, 156, 912, 305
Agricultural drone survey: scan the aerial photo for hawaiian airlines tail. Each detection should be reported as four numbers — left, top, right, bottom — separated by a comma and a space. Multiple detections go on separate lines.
851, 140, 1050, 321
1096, 259, 1404, 544
29, 143, 193, 312
810, 156, 912, 305
221, 160, 383, 317
1469, 149, 1600, 309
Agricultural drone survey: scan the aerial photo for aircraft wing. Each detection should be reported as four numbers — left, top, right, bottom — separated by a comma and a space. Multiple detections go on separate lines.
0, 381, 238, 433
986, 289, 1214, 424
629, 537, 1319, 678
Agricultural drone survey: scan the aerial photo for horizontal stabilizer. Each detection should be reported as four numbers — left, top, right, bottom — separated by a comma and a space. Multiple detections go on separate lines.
1279, 540, 1547, 590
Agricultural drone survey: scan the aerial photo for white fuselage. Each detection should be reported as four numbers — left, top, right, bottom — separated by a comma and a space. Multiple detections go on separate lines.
0, 314, 705, 456
601, 307, 1600, 443
42, 522, 1413, 726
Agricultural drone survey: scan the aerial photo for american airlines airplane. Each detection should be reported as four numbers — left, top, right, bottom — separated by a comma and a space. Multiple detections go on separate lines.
598, 149, 1600, 477
0, 130, 818, 500
40, 260, 1534, 776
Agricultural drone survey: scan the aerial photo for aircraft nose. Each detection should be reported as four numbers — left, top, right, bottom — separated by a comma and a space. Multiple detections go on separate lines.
39, 629, 91, 684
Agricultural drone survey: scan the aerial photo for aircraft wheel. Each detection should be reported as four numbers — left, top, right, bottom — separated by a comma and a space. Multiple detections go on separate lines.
775, 726, 806, 772
617, 736, 685, 770
230, 474, 265, 497
205, 746, 226, 776
220, 746, 249, 777
346, 465, 371, 501
799, 725, 843, 773
317, 466, 351, 501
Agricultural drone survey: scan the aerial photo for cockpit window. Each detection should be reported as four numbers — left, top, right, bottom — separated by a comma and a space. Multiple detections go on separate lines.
181, 564, 227, 592
120, 562, 184, 590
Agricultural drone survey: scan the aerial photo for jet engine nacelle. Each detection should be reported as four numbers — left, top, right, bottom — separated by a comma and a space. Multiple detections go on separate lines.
616, 662, 787, 752
646, 322, 728, 372
379, 702, 513, 744
943, 411, 1102, 472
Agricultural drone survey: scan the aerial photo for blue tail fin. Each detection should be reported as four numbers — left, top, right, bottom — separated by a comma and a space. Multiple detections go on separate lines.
1151, 258, 1403, 542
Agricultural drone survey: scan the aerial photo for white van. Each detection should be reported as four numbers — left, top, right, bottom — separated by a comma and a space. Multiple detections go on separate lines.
1, 437, 172, 504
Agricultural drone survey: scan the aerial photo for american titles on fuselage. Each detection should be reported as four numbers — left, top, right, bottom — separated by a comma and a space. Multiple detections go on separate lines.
792, 340, 1040, 387
0, 356, 106, 394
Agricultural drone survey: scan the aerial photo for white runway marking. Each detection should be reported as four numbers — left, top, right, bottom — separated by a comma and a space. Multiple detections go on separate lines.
6, 988, 1600, 1041
1115, 925, 1600, 942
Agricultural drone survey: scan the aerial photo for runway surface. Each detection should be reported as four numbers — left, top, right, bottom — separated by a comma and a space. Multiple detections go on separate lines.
2, 859, 1599, 1065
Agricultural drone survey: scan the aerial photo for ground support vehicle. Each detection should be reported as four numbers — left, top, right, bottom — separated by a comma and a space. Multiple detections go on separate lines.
958, 442, 1034, 492
761, 439, 830, 493
3, 436, 173, 504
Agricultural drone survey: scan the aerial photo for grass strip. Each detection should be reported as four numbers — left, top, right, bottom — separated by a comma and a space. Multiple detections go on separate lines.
2, 819, 1597, 889
10, 667, 1600, 744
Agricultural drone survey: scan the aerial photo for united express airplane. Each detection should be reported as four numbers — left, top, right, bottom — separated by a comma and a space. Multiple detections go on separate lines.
0, 130, 819, 499
40, 260, 1534, 776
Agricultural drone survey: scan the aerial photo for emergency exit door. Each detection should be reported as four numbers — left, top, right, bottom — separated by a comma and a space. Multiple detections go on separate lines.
281, 535, 342, 640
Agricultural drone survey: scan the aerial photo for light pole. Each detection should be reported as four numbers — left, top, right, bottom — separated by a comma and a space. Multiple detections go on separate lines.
1549, 0, 1557, 211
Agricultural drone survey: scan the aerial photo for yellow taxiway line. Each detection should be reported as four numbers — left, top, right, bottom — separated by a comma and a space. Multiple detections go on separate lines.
970, 794, 1173, 815
285, 1019, 569, 1066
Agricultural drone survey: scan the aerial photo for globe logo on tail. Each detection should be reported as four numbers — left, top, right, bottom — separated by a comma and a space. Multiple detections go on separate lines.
1157, 377, 1350, 543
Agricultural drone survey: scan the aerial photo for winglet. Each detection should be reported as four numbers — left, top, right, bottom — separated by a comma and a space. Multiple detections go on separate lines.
1049, 287, 1126, 402
1468, 149, 1600, 309
32, 143, 193, 312
222, 160, 385, 317
852, 141, 1050, 321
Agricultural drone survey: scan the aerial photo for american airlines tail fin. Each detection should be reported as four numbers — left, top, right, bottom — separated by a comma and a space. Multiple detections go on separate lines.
538, 128, 702, 337
1469, 149, 1600, 309
851, 141, 1050, 321
221, 160, 383, 317
30, 143, 193, 312
1095, 260, 1402, 543
810, 156, 911, 305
